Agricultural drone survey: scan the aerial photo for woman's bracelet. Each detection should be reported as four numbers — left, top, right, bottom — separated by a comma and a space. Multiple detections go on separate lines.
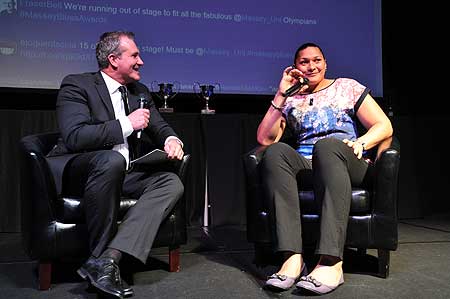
270, 100, 284, 112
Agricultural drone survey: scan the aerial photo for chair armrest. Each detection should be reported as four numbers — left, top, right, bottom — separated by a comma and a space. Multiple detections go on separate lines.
371, 136, 400, 249
242, 144, 267, 204
242, 145, 267, 181
19, 133, 60, 258
244, 145, 269, 162
176, 154, 190, 183
242, 145, 274, 243
153, 153, 190, 247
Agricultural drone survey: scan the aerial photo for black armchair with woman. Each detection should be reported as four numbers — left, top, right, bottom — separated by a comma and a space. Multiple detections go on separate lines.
255, 42, 394, 294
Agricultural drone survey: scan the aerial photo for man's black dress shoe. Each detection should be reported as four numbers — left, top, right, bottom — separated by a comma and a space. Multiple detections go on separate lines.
120, 278, 134, 297
88, 278, 133, 297
77, 257, 125, 298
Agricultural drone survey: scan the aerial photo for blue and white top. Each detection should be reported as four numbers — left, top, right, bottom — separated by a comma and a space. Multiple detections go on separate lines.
282, 78, 369, 159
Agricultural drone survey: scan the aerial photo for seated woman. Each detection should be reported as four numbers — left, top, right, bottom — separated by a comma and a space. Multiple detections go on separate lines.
257, 42, 392, 294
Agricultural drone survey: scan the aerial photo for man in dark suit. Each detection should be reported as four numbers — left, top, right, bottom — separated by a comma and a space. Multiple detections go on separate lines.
47, 31, 185, 298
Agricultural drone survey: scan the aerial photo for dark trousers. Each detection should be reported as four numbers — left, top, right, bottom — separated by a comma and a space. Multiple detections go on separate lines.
63, 150, 184, 263
259, 138, 371, 258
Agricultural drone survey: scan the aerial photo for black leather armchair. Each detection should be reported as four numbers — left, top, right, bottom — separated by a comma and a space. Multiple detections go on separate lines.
243, 136, 400, 278
19, 131, 190, 290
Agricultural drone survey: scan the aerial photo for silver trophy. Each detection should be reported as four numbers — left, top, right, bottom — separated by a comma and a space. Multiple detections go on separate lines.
151, 81, 180, 113
194, 82, 220, 114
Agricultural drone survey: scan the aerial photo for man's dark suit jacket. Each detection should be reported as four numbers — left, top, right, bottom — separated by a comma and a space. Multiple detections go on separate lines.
47, 71, 179, 194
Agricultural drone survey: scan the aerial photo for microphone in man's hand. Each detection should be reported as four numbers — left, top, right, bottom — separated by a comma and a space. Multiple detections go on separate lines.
282, 77, 309, 97
137, 93, 148, 139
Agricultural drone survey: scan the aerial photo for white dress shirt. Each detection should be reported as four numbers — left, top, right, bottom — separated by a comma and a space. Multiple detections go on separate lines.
101, 72, 133, 167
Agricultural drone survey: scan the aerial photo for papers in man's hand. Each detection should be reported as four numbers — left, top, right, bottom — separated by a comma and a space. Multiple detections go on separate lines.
130, 149, 168, 166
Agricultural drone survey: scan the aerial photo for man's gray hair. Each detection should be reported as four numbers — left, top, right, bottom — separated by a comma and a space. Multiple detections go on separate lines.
95, 31, 135, 69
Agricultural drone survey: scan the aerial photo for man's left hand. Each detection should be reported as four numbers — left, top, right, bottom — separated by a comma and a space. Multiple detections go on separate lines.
164, 139, 184, 160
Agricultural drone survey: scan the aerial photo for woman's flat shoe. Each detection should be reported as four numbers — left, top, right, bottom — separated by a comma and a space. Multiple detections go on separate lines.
265, 273, 297, 291
296, 269, 344, 295
265, 263, 307, 291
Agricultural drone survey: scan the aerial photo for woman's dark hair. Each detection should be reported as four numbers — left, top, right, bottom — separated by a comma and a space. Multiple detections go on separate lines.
96, 31, 135, 69
293, 42, 325, 63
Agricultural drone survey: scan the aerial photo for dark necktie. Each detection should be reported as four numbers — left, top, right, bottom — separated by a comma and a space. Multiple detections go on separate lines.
118, 86, 130, 115
118, 85, 134, 169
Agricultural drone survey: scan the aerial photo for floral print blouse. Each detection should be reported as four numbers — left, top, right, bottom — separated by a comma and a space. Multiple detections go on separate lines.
282, 78, 369, 159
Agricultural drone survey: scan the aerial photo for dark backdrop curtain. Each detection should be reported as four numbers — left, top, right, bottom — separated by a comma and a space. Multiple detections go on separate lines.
0, 110, 58, 232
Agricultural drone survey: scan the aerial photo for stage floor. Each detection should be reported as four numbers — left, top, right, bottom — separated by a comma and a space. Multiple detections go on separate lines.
1, 218, 450, 298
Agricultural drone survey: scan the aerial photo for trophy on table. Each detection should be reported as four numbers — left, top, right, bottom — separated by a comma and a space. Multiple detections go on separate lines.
151, 81, 180, 113
193, 82, 220, 114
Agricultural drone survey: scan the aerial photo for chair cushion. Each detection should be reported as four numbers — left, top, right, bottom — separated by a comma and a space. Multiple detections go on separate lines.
54, 196, 137, 223
299, 188, 370, 215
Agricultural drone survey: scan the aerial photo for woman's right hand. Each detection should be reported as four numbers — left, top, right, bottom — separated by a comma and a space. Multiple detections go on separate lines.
278, 65, 308, 96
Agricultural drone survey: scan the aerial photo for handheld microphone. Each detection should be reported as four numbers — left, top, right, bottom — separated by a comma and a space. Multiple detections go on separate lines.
137, 93, 147, 139
282, 77, 309, 97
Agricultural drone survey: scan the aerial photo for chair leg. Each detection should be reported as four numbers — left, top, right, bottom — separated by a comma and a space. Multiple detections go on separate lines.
38, 262, 52, 290
377, 249, 390, 278
169, 247, 180, 272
